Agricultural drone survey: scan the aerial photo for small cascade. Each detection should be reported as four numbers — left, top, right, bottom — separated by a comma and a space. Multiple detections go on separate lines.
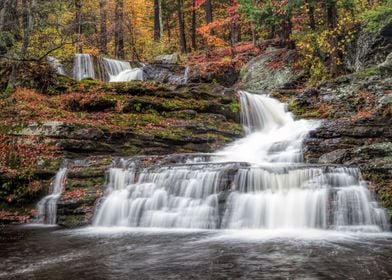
36, 167, 68, 224
101, 57, 132, 77
73, 54, 95, 80
110, 68, 144, 82
93, 91, 389, 232
47, 56, 66, 75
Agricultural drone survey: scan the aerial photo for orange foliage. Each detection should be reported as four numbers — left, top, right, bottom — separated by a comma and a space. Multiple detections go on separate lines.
351, 110, 374, 121
0, 135, 57, 178
62, 189, 86, 201
0, 210, 31, 224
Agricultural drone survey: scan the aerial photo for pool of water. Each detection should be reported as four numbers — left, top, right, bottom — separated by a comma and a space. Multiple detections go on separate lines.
1, 225, 392, 279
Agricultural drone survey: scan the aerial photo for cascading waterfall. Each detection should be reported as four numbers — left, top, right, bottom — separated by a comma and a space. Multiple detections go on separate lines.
100, 57, 144, 82
36, 167, 68, 224
47, 56, 66, 75
93, 91, 389, 232
72, 54, 144, 82
110, 68, 144, 82
73, 54, 95, 81
101, 58, 132, 77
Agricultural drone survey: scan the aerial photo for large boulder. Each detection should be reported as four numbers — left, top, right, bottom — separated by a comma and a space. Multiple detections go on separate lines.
345, 23, 392, 72
153, 53, 179, 64
143, 63, 188, 84
239, 48, 303, 91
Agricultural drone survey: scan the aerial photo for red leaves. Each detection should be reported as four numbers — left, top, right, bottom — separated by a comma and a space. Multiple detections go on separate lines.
62, 189, 86, 201
0, 135, 57, 179
266, 60, 285, 69
197, 0, 241, 48
0, 210, 31, 224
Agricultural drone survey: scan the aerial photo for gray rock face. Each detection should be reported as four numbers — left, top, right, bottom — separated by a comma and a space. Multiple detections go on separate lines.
318, 149, 349, 164
153, 53, 179, 64
380, 52, 392, 68
345, 24, 392, 72
143, 63, 188, 84
240, 48, 302, 91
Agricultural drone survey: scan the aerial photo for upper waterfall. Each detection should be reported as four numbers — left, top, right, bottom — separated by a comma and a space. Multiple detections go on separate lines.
215, 91, 319, 164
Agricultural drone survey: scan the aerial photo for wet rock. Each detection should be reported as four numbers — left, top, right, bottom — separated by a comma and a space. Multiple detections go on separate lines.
318, 149, 349, 164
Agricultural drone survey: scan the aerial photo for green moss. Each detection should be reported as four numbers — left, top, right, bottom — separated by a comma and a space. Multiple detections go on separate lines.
356, 66, 381, 78
67, 177, 105, 190
60, 214, 86, 228
230, 101, 240, 113
288, 101, 306, 116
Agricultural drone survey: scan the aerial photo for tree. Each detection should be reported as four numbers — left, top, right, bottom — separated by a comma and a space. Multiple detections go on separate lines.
191, 0, 197, 49
75, 0, 83, 53
230, 0, 240, 45
325, 0, 340, 76
154, 0, 163, 41
177, 0, 187, 53
114, 0, 125, 58
205, 0, 213, 24
21, 0, 35, 57
99, 0, 108, 54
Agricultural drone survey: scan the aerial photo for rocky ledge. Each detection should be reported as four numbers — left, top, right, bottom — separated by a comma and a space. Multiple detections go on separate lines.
0, 80, 243, 224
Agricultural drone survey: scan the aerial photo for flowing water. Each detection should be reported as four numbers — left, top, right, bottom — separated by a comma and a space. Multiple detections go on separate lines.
73, 54, 95, 81
72, 54, 143, 82
35, 167, 67, 225
3, 90, 391, 279
47, 56, 66, 76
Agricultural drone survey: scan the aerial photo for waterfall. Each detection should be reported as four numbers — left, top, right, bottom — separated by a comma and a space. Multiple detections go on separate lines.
101, 58, 132, 77
47, 56, 66, 75
99, 57, 144, 82
73, 54, 95, 81
93, 91, 389, 232
110, 69, 144, 82
69, 54, 142, 81
36, 167, 68, 224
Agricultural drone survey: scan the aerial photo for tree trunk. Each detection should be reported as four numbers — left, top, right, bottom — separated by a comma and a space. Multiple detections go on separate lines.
0, 0, 9, 31
75, 0, 83, 53
114, 0, 125, 59
230, 0, 240, 45
281, 15, 293, 48
153, 0, 163, 41
21, 0, 34, 57
177, 0, 187, 53
326, 0, 339, 76
205, 0, 213, 24
252, 25, 256, 46
99, 0, 108, 54
307, 0, 316, 30
191, 0, 197, 50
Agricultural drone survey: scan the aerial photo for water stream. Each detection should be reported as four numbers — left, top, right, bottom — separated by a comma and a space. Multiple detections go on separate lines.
35, 167, 67, 225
